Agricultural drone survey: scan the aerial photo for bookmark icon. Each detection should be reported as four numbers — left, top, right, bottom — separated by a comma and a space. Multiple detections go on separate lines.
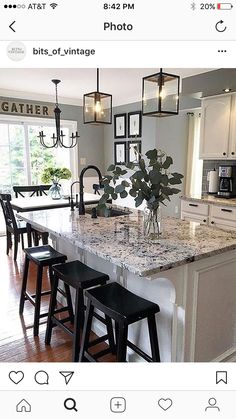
59, 371, 74, 385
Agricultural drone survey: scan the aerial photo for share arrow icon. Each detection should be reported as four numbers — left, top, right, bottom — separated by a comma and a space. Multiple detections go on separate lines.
59, 371, 74, 385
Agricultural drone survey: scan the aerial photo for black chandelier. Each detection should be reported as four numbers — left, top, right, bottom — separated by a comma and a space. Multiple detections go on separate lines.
38, 79, 80, 148
83, 68, 112, 124
142, 68, 180, 117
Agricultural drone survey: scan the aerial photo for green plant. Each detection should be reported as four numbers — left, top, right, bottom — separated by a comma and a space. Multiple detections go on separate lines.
97, 148, 184, 211
41, 167, 72, 183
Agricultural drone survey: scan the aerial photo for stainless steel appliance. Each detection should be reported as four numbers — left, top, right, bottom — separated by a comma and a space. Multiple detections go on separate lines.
218, 166, 236, 198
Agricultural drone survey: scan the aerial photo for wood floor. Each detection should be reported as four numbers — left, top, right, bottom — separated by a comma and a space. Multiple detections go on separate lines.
0, 236, 115, 362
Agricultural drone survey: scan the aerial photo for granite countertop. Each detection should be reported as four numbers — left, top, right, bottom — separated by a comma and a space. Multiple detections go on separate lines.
18, 207, 236, 278
181, 194, 236, 207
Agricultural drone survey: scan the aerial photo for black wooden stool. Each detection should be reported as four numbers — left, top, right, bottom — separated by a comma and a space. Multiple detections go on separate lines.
45, 260, 114, 362
79, 282, 161, 362
19, 245, 67, 336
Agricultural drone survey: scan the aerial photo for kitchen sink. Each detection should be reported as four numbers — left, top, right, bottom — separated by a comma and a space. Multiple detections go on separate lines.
86, 207, 132, 218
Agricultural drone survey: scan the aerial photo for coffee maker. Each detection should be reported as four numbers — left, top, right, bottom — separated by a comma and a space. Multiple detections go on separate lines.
218, 166, 236, 198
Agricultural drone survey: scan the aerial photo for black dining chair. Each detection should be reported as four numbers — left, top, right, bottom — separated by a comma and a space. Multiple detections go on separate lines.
12, 185, 49, 246
39, 185, 51, 196
0, 193, 30, 260
13, 185, 41, 198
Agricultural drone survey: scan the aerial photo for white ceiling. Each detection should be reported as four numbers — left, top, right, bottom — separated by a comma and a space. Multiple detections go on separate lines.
0, 68, 215, 107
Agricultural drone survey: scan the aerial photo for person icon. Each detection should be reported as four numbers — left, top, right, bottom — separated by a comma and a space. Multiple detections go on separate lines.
205, 398, 220, 412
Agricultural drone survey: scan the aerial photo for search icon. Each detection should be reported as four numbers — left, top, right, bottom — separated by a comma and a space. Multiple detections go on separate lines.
64, 398, 78, 412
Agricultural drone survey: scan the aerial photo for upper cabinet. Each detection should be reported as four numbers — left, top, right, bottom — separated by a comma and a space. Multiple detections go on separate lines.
200, 95, 232, 159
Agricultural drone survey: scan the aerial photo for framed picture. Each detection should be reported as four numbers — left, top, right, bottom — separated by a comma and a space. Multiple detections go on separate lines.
128, 111, 142, 138
128, 140, 142, 165
114, 113, 126, 139
114, 141, 126, 165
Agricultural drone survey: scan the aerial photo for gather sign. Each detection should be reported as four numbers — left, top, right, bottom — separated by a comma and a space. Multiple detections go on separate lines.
0, 99, 55, 118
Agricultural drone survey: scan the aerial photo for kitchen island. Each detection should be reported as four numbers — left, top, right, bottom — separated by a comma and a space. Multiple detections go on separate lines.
19, 207, 236, 362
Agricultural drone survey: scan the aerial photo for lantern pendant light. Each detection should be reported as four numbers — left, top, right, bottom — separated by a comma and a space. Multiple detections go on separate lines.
83, 68, 112, 124
38, 79, 80, 148
142, 68, 180, 117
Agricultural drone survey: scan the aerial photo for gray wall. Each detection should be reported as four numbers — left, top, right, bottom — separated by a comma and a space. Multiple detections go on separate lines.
104, 101, 157, 171
0, 96, 105, 177
104, 102, 191, 217
156, 113, 189, 217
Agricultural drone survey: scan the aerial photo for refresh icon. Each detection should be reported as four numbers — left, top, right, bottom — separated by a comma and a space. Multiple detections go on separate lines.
215, 20, 227, 32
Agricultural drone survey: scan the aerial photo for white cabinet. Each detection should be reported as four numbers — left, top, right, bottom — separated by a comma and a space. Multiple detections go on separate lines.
200, 95, 231, 159
181, 200, 209, 225
181, 199, 236, 231
228, 94, 236, 158
209, 204, 236, 231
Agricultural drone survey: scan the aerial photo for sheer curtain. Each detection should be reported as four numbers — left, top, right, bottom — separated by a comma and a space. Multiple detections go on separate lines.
185, 113, 203, 196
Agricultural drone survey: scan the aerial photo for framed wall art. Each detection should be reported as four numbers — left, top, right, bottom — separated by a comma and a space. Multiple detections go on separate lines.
128, 111, 142, 138
114, 141, 127, 165
128, 140, 142, 165
114, 113, 126, 139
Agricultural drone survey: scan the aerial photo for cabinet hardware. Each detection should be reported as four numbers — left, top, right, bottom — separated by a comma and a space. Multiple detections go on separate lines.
223, 152, 226, 156
203, 219, 206, 222
221, 208, 233, 213
189, 203, 198, 207
211, 221, 215, 224
232, 152, 235, 155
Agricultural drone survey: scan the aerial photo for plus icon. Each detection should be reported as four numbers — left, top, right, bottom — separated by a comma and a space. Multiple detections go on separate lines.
110, 397, 126, 413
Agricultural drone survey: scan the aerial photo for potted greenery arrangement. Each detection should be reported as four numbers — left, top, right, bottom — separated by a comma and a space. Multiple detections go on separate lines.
97, 148, 183, 237
41, 167, 72, 200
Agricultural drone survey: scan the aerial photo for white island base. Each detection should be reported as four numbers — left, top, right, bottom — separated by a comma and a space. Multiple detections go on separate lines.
54, 236, 236, 363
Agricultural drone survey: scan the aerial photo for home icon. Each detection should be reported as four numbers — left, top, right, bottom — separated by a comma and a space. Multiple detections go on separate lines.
16, 399, 31, 413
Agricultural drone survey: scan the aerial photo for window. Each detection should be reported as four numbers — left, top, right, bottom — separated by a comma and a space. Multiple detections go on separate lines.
0, 116, 77, 192
0, 116, 78, 235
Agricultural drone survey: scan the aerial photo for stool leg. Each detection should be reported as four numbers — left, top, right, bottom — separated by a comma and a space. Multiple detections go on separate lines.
33, 265, 43, 336
72, 289, 84, 362
42, 232, 49, 245
19, 256, 29, 314
45, 275, 59, 345
64, 284, 74, 324
13, 233, 19, 261
105, 316, 116, 354
79, 299, 94, 362
26, 223, 32, 247
117, 322, 128, 362
148, 314, 160, 362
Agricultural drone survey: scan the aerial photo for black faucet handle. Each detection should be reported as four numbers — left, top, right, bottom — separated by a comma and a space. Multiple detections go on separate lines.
70, 198, 75, 211
91, 207, 97, 218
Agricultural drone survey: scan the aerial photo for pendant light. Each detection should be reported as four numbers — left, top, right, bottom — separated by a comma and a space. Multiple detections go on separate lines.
83, 68, 112, 124
142, 68, 180, 117
38, 79, 80, 148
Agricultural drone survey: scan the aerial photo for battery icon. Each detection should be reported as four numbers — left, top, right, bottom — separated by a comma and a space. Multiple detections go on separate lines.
217, 3, 233, 9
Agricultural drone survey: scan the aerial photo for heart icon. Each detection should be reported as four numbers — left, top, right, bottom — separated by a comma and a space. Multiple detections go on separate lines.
9, 371, 24, 384
158, 398, 173, 411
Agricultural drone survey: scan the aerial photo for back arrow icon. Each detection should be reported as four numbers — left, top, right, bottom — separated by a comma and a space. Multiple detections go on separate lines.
9, 21, 16, 32
215, 20, 227, 32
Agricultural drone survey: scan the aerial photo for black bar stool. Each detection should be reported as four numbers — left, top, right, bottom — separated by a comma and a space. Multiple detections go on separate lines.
79, 282, 161, 362
19, 245, 67, 336
45, 260, 114, 362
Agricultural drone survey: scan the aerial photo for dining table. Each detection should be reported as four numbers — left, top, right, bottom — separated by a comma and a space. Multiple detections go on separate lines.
11, 192, 103, 212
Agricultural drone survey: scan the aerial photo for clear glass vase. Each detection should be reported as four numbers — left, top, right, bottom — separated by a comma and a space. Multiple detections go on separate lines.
143, 206, 162, 238
49, 180, 62, 200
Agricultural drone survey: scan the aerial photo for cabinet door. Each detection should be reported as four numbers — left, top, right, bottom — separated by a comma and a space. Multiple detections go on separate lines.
181, 212, 208, 225
229, 94, 236, 158
200, 96, 231, 159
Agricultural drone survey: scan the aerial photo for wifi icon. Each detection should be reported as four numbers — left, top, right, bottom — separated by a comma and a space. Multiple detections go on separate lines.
50, 3, 58, 9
